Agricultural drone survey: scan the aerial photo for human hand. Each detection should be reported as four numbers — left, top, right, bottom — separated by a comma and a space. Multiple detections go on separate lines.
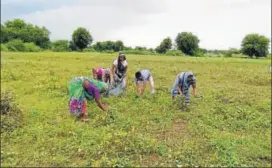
103, 104, 108, 111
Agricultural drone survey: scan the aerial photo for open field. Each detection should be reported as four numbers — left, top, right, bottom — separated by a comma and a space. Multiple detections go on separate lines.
1, 52, 271, 167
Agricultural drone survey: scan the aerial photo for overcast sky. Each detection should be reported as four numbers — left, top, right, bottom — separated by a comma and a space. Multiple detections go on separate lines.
1, 0, 271, 49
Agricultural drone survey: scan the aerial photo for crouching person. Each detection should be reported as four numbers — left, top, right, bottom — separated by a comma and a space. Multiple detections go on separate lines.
171, 71, 197, 105
92, 67, 112, 86
68, 76, 108, 121
134, 69, 155, 96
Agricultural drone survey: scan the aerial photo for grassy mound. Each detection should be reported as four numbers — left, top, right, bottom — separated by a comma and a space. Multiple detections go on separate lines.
1, 90, 23, 133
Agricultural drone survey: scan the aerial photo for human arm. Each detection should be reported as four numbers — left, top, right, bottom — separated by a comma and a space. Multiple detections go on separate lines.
177, 84, 182, 94
111, 64, 115, 75
141, 83, 146, 95
109, 70, 113, 85
137, 83, 146, 96
92, 68, 97, 79
92, 87, 108, 112
134, 79, 144, 96
174, 74, 182, 95
134, 79, 140, 96
95, 97, 108, 111
124, 65, 128, 90
84, 80, 108, 112
111, 61, 117, 78
136, 84, 142, 96
124, 65, 128, 76
136, 84, 141, 96
192, 84, 197, 97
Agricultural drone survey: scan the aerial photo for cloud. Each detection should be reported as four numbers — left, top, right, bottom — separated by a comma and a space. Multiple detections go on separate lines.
2, 0, 271, 49
16, 0, 166, 42
112, 0, 271, 49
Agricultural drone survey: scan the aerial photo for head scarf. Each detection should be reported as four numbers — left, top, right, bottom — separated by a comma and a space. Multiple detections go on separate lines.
96, 68, 103, 76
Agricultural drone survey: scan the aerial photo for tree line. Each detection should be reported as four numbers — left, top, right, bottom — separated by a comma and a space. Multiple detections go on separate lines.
1, 19, 270, 58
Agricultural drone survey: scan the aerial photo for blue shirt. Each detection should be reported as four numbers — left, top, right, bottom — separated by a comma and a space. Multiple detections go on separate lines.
172, 72, 196, 91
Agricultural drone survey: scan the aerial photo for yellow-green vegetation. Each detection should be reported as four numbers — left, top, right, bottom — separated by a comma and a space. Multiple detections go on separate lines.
1, 52, 271, 167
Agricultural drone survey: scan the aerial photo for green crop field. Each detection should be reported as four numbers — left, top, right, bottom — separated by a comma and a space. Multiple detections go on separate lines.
1, 52, 271, 167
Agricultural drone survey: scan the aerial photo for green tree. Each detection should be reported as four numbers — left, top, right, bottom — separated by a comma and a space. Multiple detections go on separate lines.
1, 19, 50, 49
241, 33, 270, 57
92, 42, 103, 51
155, 37, 172, 53
92, 41, 124, 52
135, 46, 147, 51
72, 27, 93, 50
114, 40, 125, 51
175, 32, 199, 56
1, 24, 11, 43
68, 41, 77, 51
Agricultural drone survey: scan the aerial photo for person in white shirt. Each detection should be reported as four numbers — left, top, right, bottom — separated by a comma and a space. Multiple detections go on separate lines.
134, 69, 155, 96
111, 53, 128, 91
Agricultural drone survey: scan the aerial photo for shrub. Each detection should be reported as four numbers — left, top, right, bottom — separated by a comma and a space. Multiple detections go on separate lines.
24, 42, 41, 52
194, 49, 205, 57
6, 39, 25, 51
123, 49, 156, 55
1, 90, 23, 133
165, 50, 184, 56
83, 47, 96, 52
51, 40, 70, 52
1, 44, 9, 51
102, 50, 115, 54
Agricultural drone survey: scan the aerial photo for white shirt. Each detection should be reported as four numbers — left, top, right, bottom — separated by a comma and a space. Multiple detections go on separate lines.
113, 59, 128, 67
134, 69, 151, 84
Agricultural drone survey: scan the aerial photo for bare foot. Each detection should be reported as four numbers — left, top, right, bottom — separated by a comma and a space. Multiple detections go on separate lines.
81, 118, 89, 122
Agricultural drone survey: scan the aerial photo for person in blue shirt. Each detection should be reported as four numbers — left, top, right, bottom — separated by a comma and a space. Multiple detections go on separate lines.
171, 71, 198, 104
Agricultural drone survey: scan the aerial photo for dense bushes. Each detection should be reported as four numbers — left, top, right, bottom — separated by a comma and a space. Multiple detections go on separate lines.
6, 39, 26, 51
92, 41, 124, 52
1, 19, 50, 48
122, 49, 155, 55
165, 50, 184, 56
51, 40, 70, 52
3, 39, 41, 52
1, 19, 270, 58
1, 44, 9, 51
24, 42, 41, 52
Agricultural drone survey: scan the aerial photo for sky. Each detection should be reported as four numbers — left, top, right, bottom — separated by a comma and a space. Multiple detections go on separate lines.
1, 0, 271, 50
